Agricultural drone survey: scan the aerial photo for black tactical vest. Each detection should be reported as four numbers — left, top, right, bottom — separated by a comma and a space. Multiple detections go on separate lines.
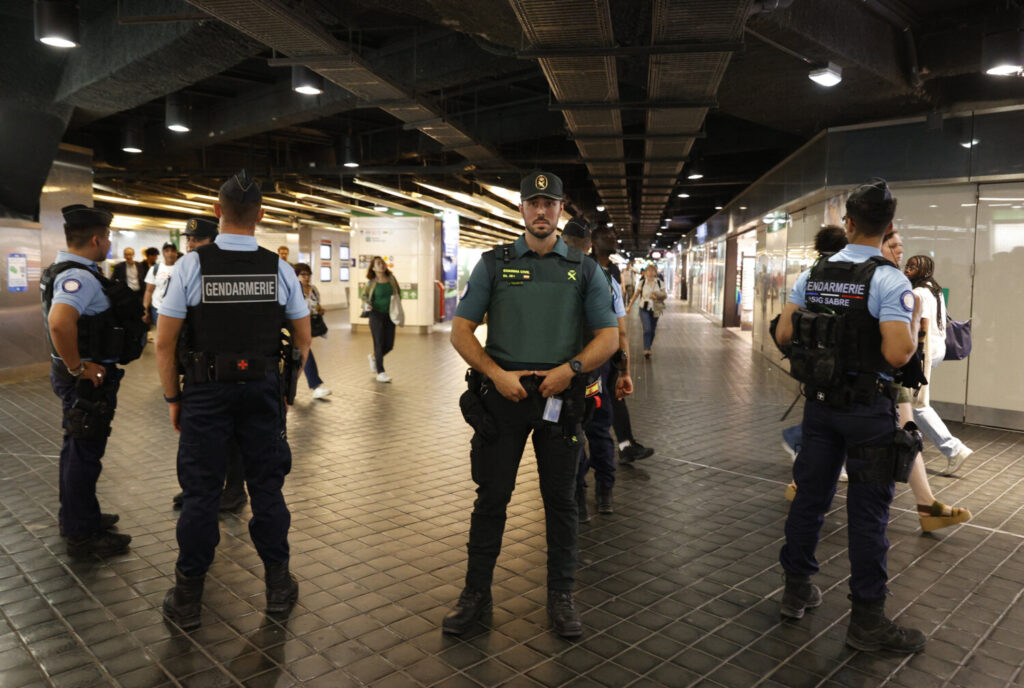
40, 261, 146, 364
789, 255, 897, 390
185, 244, 284, 357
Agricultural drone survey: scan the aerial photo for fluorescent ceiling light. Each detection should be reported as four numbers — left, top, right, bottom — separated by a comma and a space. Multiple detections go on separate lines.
808, 62, 842, 87
677, 193, 690, 198
373, 205, 388, 212
714, 205, 723, 210
596, 205, 605, 212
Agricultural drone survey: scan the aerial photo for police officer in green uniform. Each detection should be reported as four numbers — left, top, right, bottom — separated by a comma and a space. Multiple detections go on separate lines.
446, 171, 618, 637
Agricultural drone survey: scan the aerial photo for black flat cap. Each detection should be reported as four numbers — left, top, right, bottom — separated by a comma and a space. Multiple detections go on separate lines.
182, 216, 219, 239
62, 204, 113, 228
162, 242, 177, 251
520, 170, 563, 201
848, 177, 893, 204
562, 217, 591, 239
219, 169, 262, 204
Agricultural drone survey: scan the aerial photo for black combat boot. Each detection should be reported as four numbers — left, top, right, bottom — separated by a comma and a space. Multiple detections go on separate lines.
66, 531, 132, 559
265, 561, 299, 614
547, 590, 582, 637
442, 588, 492, 634
576, 483, 591, 523
596, 487, 614, 514
846, 597, 926, 653
779, 572, 822, 619
162, 567, 205, 630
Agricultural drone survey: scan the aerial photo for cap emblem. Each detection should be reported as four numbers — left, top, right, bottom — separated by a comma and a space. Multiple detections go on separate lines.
187, 219, 197, 231
535, 175, 548, 190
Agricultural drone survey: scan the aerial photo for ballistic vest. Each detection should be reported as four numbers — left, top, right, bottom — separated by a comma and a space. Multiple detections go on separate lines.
483, 242, 591, 368
184, 244, 284, 357
40, 262, 146, 364
789, 255, 897, 389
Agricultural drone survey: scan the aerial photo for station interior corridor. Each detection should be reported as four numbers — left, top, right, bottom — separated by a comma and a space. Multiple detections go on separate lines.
1, 303, 1023, 688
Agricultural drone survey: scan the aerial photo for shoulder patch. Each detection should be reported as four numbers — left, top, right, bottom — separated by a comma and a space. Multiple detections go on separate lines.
900, 290, 915, 313
62, 279, 81, 293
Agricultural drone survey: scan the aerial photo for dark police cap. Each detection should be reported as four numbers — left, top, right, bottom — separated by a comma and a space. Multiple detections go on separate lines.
182, 216, 219, 239
562, 217, 591, 239
520, 170, 563, 201
61, 204, 113, 228
848, 177, 894, 204
219, 168, 262, 204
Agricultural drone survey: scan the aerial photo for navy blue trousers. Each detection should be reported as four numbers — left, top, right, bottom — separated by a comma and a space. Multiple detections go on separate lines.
780, 395, 898, 602
577, 362, 616, 491
176, 371, 292, 576
50, 360, 121, 538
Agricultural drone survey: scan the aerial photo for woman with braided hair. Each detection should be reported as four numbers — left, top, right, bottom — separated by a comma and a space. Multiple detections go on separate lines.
905, 254, 973, 477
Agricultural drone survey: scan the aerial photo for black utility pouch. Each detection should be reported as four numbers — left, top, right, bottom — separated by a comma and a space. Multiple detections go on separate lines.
214, 354, 266, 381
892, 421, 924, 483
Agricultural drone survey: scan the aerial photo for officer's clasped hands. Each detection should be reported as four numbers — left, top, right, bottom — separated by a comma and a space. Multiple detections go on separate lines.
493, 369, 531, 401
535, 363, 574, 398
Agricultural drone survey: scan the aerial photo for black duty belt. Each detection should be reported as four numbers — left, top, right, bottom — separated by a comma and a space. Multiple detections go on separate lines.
182, 352, 280, 384
806, 373, 898, 409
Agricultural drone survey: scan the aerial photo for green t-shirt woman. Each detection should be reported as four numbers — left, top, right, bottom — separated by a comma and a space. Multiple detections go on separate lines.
360, 256, 401, 382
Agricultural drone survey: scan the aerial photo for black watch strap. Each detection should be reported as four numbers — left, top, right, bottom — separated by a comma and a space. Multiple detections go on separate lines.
164, 393, 182, 403
569, 358, 583, 374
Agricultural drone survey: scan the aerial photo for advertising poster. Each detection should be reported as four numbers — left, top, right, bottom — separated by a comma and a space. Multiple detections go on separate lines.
7, 253, 27, 292
441, 210, 459, 321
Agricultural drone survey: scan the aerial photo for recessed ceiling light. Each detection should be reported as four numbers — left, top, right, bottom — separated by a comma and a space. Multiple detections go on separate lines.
677, 193, 690, 198
687, 172, 703, 180
929, 204, 938, 208
606, 222, 613, 227
292, 66, 323, 95
960, 139, 981, 148
35, 0, 79, 48
714, 205, 723, 210
808, 62, 842, 87
739, 206, 748, 210
656, 232, 662, 236
596, 205, 605, 212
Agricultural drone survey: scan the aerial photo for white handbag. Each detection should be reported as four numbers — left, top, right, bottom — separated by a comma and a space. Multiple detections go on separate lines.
389, 293, 405, 326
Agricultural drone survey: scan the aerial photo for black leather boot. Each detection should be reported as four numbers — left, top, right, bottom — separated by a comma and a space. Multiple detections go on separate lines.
779, 572, 822, 619
547, 590, 582, 637
596, 487, 613, 514
576, 483, 590, 523
265, 561, 299, 614
846, 597, 926, 653
162, 567, 204, 630
442, 588, 492, 634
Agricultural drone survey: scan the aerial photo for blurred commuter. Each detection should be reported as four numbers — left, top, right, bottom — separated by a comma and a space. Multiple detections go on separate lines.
294, 263, 332, 399
361, 256, 401, 383
143, 242, 178, 327
111, 247, 147, 297
904, 254, 973, 476
277, 245, 290, 263
627, 264, 667, 358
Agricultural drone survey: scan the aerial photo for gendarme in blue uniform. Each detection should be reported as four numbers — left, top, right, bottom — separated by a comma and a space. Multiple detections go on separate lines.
164, 232, 307, 579
782, 242, 914, 604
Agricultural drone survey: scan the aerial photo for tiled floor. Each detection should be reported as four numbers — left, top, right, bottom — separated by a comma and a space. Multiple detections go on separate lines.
1, 302, 1023, 688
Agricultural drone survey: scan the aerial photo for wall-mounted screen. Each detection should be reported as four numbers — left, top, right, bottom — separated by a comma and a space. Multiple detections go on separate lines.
319, 266, 331, 282
338, 267, 350, 282
319, 242, 332, 260
338, 246, 350, 261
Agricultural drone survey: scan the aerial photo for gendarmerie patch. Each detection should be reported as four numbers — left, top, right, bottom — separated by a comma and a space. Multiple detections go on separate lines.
500, 267, 532, 285
202, 275, 277, 303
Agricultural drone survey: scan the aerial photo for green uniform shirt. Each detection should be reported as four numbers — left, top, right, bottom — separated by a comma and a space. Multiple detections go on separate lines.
455, 234, 617, 369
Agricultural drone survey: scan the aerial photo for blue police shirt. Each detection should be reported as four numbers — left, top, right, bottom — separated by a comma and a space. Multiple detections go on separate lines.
610, 274, 626, 319
160, 234, 309, 320
789, 244, 912, 324
51, 251, 110, 316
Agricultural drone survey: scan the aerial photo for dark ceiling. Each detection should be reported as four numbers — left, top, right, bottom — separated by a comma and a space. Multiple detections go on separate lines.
4, 0, 1024, 251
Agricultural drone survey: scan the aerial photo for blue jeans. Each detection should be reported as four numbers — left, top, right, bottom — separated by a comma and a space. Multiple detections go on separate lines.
913, 405, 967, 459
303, 349, 323, 389
780, 395, 898, 602
639, 308, 658, 350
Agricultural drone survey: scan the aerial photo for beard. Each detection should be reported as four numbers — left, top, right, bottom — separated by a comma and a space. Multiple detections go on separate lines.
525, 220, 555, 239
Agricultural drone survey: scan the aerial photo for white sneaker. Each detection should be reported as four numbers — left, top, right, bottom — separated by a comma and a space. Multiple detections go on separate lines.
944, 448, 972, 476
368, 354, 377, 374
312, 385, 332, 399
838, 466, 849, 482
376, 372, 391, 383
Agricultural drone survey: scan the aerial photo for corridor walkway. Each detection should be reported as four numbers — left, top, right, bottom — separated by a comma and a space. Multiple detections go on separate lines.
0, 302, 1022, 688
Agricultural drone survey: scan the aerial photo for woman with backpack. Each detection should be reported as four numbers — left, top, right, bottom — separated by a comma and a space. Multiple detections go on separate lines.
626, 264, 667, 358
905, 254, 973, 476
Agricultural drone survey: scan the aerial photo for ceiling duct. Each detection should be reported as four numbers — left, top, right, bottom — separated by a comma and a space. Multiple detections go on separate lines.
508, 0, 630, 229
638, 0, 751, 244
184, 0, 507, 167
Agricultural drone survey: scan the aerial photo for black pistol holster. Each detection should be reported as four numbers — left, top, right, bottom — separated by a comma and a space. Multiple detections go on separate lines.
65, 378, 114, 440
846, 421, 924, 485
460, 369, 498, 442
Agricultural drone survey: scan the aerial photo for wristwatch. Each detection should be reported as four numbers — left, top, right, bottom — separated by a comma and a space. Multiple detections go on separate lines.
66, 362, 86, 377
568, 359, 583, 374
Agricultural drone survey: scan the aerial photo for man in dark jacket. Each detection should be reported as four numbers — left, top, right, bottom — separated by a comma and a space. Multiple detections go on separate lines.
111, 247, 147, 297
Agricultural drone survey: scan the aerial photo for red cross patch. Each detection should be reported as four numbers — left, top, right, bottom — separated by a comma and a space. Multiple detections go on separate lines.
236, 359, 249, 371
